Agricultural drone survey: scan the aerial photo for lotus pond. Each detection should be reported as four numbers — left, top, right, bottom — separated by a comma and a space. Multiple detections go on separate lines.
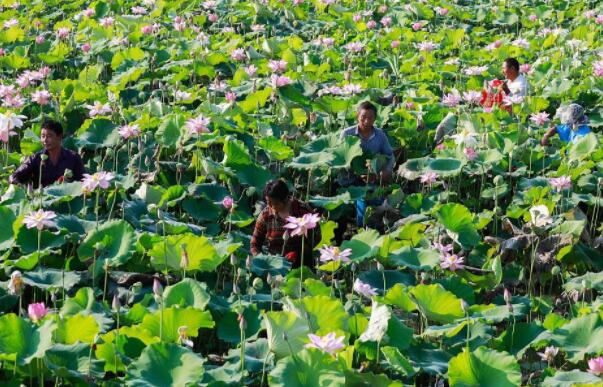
0, 0, 603, 386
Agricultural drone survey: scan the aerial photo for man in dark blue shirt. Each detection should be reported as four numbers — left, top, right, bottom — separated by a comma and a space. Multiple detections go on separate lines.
9, 120, 84, 188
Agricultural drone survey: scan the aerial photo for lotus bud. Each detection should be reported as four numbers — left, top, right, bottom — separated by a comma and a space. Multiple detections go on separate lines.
582, 279, 591, 291
153, 278, 163, 297
493, 175, 503, 186
344, 71, 351, 81
105, 148, 114, 157
252, 277, 263, 290
460, 299, 469, 314
282, 332, 288, 341
503, 288, 512, 304
237, 268, 245, 278
230, 254, 237, 266
180, 244, 189, 269
157, 209, 164, 220
246, 255, 252, 269
138, 140, 144, 152
238, 314, 247, 330
420, 272, 430, 284
267, 273, 273, 285
351, 263, 357, 272
50, 290, 57, 304
283, 230, 290, 241
376, 261, 384, 272
274, 275, 284, 286
233, 283, 239, 295
8, 270, 23, 295
112, 294, 121, 312
40, 154, 48, 161
551, 266, 561, 276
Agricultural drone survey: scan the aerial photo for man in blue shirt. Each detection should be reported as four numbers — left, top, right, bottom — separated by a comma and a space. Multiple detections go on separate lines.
340, 101, 395, 227
541, 103, 591, 146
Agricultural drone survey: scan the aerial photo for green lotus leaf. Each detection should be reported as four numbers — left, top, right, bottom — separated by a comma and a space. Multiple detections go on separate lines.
148, 233, 225, 273
162, 278, 211, 310
548, 313, 603, 362
77, 220, 136, 270
15, 221, 66, 254
22, 268, 81, 291
410, 284, 464, 324
156, 114, 186, 149
436, 203, 480, 248
264, 310, 310, 359
250, 254, 292, 277
45, 343, 104, 379
376, 283, 417, 312
55, 313, 100, 345
330, 136, 364, 169
0, 206, 16, 250
406, 342, 452, 376
289, 152, 335, 170
381, 346, 416, 377
309, 192, 352, 211
358, 270, 416, 292
76, 118, 119, 149
225, 338, 274, 373
387, 246, 440, 270
95, 330, 146, 373
398, 157, 430, 180
428, 158, 464, 176
448, 347, 521, 387
341, 229, 381, 262
269, 348, 345, 387
568, 133, 598, 161
493, 322, 545, 358
541, 370, 602, 387
217, 304, 262, 344
126, 342, 205, 387
288, 295, 348, 335
0, 314, 55, 365
258, 136, 294, 161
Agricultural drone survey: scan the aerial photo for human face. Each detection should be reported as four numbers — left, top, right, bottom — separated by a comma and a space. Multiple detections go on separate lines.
502, 62, 518, 81
41, 128, 62, 152
357, 108, 376, 132
267, 197, 287, 215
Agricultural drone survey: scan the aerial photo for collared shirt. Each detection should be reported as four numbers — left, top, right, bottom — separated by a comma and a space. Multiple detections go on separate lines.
340, 125, 395, 172
556, 124, 591, 143
508, 74, 529, 97
10, 147, 85, 188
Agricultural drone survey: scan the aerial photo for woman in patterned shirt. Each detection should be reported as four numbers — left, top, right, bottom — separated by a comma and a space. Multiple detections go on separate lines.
250, 179, 320, 268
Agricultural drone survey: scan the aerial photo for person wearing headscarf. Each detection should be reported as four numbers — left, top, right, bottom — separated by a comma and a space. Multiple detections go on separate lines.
541, 103, 591, 146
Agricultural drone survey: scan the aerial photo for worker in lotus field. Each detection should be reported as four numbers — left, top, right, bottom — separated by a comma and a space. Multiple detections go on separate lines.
541, 103, 592, 146
339, 101, 395, 229
435, 57, 530, 144
250, 178, 321, 269
9, 120, 85, 188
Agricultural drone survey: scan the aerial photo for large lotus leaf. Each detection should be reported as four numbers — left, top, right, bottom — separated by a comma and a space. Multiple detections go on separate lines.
358, 270, 416, 293
55, 313, 100, 345
217, 304, 262, 344
239, 87, 273, 113
225, 338, 274, 374
222, 136, 253, 166
45, 343, 104, 379
358, 302, 391, 343
387, 246, 440, 270
549, 313, 603, 362
230, 163, 273, 190
341, 229, 381, 262
163, 278, 210, 310
181, 197, 221, 223
60, 287, 112, 330
264, 310, 310, 359
542, 370, 602, 387
309, 192, 353, 211
77, 220, 136, 270
406, 342, 452, 376
381, 346, 416, 377
568, 133, 598, 161
148, 233, 225, 273
157, 185, 186, 208
287, 295, 348, 335
410, 284, 464, 324
330, 136, 364, 169
156, 114, 186, 149
258, 136, 294, 161
76, 118, 119, 148
95, 330, 146, 373
376, 283, 417, 312
121, 307, 214, 345
427, 158, 464, 176
250, 254, 292, 277
493, 322, 545, 357
126, 342, 205, 387
43, 182, 84, 204
0, 206, 16, 250
0, 314, 55, 365
448, 347, 521, 387
22, 268, 81, 291
289, 152, 335, 170
15, 222, 66, 254
269, 348, 345, 387
436, 203, 480, 248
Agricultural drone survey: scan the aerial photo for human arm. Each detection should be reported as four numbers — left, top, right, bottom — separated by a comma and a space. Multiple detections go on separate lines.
541, 126, 557, 146
380, 132, 395, 182
250, 212, 267, 256
9, 154, 38, 186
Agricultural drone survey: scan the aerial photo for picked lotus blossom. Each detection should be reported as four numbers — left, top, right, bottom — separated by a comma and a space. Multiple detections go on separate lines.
549, 176, 571, 192
440, 253, 465, 271
464, 147, 477, 160
319, 246, 352, 263
222, 196, 234, 209
186, 114, 211, 136
463, 90, 482, 105
3, 19, 18, 29
442, 89, 462, 107
342, 83, 363, 95
592, 61, 603, 77
268, 59, 288, 73
284, 212, 320, 237
28, 302, 48, 322
511, 38, 530, 49
30, 90, 51, 106
270, 74, 293, 88
8, 271, 23, 295
529, 205, 552, 227
503, 94, 524, 106
82, 171, 114, 192
588, 356, 603, 375
178, 326, 194, 347
23, 209, 56, 230
304, 333, 345, 355
174, 90, 192, 101
344, 41, 364, 53
529, 112, 550, 126
519, 63, 531, 73
463, 66, 489, 76
85, 101, 112, 117
118, 124, 141, 140
417, 41, 437, 52
353, 279, 378, 298
231, 48, 246, 61
420, 171, 438, 185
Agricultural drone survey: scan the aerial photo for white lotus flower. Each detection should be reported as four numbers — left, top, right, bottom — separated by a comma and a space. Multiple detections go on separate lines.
529, 205, 552, 227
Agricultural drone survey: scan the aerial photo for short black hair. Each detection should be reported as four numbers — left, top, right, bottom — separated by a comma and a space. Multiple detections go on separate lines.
264, 179, 290, 203
504, 58, 520, 72
41, 120, 63, 137
357, 101, 377, 115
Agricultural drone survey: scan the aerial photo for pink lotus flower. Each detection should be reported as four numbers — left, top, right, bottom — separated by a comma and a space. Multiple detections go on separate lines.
353, 279, 377, 298
35, 35, 45, 44
317, 86, 342, 96
185, 114, 211, 136
353, 14, 361, 23
537, 346, 559, 364
85, 101, 112, 117
225, 92, 236, 103
435, 143, 446, 151
342, 83, 363, 95
3, 19, 18, 29
378, 5, 388, 13
485, 40, 503, 51
31, 90, 51, 105
463, 90, 482, 105
519, 63, 531, 74
270, 74, 293, 88
321, 37, 334, 47
511, 38, 530, 49
284, 213, 320, 237
268, 59, 287, 73
23, 209, 56, 230
319, 246, 352, 263
437, 7, 449, 16
251, 24, 265, 32
173, 19, 187, 31
440, 254, 464, 271
463, 66, 489, 76
208, 13, 218, 23
56, 27, 70, 39
432, 242, 453, 254
381, 17, 392, 27
529, 14, 538, 22
391, 40, 400, 48
588, 356, 603, 375
592, 61, 603, 77
82, 8, 95, 17
417, 41, 437, 52
366, 20, 377, 29
502, 95, 524, 106
28, 302, 48, 322
530, 112, 550, 126
2, 94, 24, 108
131, 6, 147, 14
231, 48, 246, 61
222, 196, 234, 209
244, 65, 257, 77
596, 15, 603, 25
412, 22, 423, 31
81, 43, 91, 53
584, 10, 596, 19
420, 172, 438, 184
141, 25, 153, 34
82, 171, 114, 192
304, 333, 345, 355
118, 124, 141, 139
442, 89, 462, 107
39, 66, 51, 78
202, 0, 217, 9
16, 75, 30, 89
344, 41, 364, 53
174, 90, 191, 101
178, 326, 193, 348
549, 176, 571, 192
464, 147, 477, 160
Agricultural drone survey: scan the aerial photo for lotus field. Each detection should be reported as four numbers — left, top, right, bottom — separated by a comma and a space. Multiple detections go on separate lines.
1, 0, 603, 385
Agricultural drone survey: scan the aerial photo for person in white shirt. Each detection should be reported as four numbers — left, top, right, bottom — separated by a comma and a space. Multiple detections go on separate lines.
500, 57, 528, 97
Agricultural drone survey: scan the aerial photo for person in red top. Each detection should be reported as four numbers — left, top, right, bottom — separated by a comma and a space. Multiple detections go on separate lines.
250, 179, 320, 268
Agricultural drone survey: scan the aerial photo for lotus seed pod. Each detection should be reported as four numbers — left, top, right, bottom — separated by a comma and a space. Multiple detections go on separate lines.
493, 175, 503, 185
551, 266, 561, 276
40, 154, 48, 161
252, 277, 263, 290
